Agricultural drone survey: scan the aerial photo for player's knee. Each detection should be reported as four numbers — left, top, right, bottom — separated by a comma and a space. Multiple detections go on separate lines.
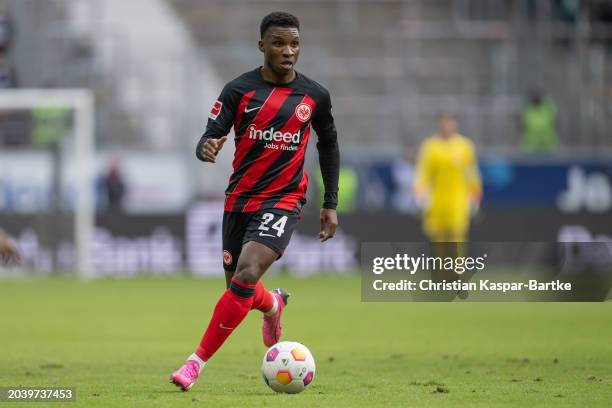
234, 262, 262, 285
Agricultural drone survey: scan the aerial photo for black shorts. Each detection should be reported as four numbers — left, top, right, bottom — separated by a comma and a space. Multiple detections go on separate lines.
222, 207, 301, 271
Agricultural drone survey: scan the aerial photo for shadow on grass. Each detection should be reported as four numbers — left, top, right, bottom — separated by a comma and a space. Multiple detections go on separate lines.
152, 389, 276, 397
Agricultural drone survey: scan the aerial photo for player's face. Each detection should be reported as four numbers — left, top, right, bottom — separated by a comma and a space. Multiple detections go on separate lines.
259, 26, 300, 77
439, 116, 458, 135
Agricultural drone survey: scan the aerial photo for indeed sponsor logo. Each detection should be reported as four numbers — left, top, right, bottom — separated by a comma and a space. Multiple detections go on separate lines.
248, 125, 301, 143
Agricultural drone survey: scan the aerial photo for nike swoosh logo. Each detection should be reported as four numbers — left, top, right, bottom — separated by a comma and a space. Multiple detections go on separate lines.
259, 232, 276, 238
219, 323, 234, 330
244, 106, 261, 113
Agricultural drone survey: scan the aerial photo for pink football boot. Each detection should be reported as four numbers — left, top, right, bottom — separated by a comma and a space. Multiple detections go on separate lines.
262, 288, 290, 347
170, 359, 200, 391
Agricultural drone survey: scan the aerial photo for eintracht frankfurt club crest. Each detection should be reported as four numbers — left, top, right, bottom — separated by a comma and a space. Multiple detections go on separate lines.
223, 250, 232, 265
295, 103, 312, 122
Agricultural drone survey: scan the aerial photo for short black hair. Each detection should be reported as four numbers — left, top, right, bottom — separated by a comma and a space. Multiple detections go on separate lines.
260, 12, 300, 38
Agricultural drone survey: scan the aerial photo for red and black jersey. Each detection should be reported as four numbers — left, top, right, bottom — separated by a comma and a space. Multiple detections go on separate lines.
197, 67, 339, 213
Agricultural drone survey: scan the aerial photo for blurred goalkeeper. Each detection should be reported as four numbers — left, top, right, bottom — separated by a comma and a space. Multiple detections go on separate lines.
413, 113, 482, 243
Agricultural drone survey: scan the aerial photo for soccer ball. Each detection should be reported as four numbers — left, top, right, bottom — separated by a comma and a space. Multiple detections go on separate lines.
261, 341, 316, 394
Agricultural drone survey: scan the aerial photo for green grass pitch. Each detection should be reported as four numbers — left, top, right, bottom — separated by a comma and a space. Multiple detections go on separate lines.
0, 275, 610, 407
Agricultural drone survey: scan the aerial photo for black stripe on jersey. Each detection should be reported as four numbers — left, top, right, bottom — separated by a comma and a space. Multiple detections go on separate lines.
235, 87, 273, 140
262, 156, 306, 210
231, 120, 310, 212
226, 89, 302, 197
226, 87, 277, 195
229, 96, 307, 212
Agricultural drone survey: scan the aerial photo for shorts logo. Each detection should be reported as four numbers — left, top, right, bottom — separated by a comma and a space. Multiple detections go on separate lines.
295, 103, 312, 122
209, 100, 223, 120
223, 250, 232, 265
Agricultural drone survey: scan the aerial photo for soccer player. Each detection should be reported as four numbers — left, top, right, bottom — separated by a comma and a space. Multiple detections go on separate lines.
171, 12, 339, 391
413, 114, 481, 299
413, 113, 482, 243
0, 229, 20, 264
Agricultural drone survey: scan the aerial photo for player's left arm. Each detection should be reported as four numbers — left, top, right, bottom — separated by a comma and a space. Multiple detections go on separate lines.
465, 141, 482, 206
312, 89, 339, 242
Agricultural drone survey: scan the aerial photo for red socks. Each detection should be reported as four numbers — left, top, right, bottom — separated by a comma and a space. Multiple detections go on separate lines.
196, 278, 255, 361
251, 281, 274, 313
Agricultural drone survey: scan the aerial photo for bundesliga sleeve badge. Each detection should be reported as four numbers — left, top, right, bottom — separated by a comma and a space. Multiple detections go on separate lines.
209, 100, 223, 120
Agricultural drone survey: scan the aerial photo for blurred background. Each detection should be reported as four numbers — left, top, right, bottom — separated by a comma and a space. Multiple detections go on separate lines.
0, 0, 611, 277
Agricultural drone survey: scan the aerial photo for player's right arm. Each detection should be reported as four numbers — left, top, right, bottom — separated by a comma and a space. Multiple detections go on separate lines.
198, 136, 228, 163
413, 139, 433, 209
196, 82, 239, 163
